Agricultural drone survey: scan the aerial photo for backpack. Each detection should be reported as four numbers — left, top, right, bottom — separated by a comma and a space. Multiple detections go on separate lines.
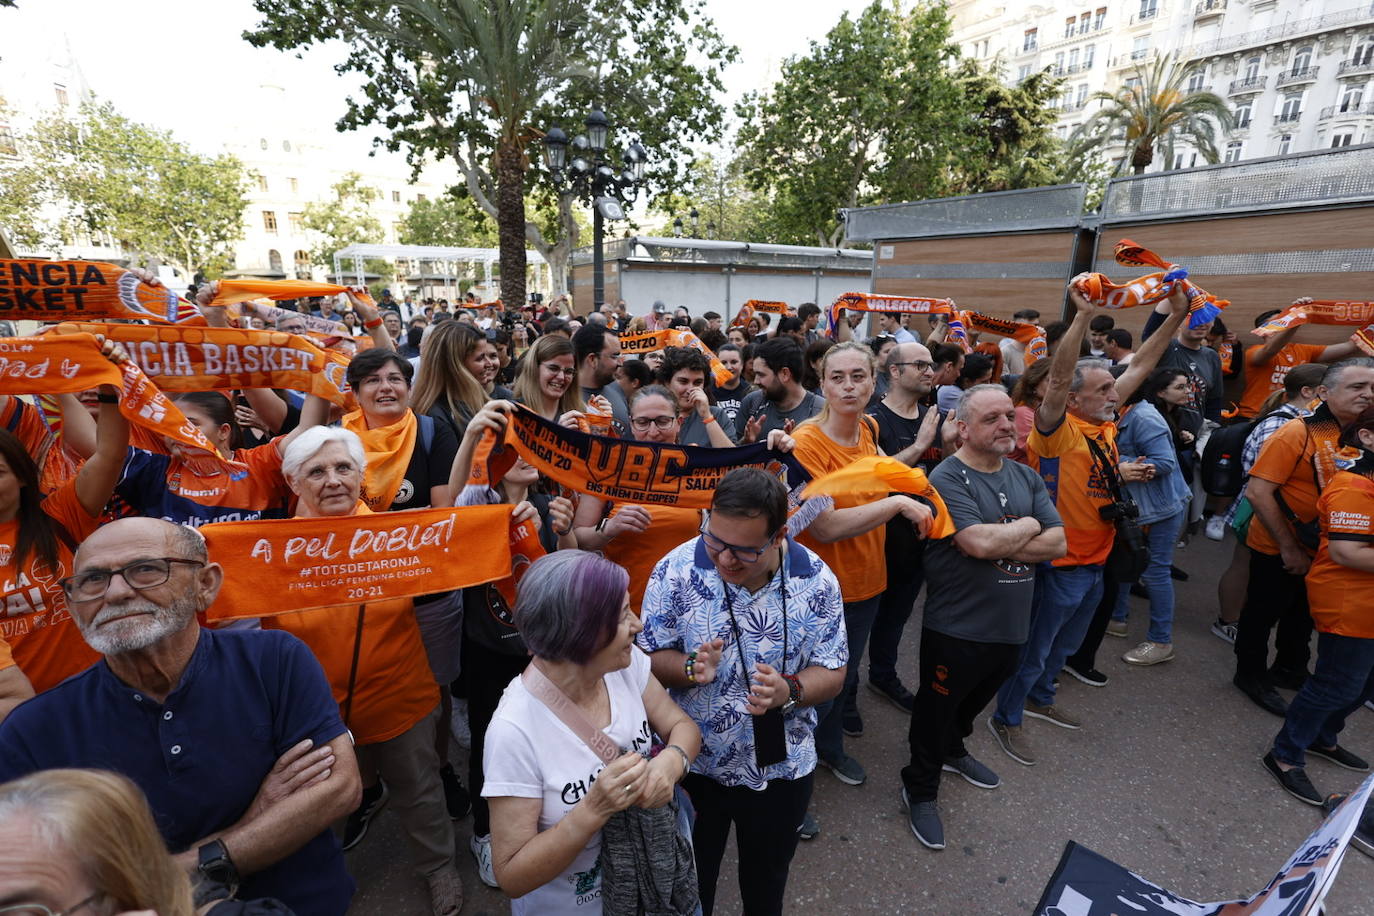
1200, 416, 1258, 497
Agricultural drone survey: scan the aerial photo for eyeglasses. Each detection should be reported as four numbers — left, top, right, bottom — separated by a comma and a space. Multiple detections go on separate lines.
630, 415, 677, 431
0, 893, 101, 916
699, 517, 780, 563
60, 558, 205, 603
890, 360, 934, 372
541, 363, 576, 378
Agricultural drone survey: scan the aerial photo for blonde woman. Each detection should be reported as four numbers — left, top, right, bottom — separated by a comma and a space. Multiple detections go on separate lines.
513, 333, 587, 421
411, 320, 490, 434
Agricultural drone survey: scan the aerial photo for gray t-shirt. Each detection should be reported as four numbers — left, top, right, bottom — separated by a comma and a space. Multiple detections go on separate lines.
1158, 340, 1223, 423
922, 456, 1063, 645
677, 406, 738, 447
737, 389, 825, 441
582, 382, 631, 437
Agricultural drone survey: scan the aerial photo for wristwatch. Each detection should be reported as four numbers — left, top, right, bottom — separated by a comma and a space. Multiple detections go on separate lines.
197, 838, 240, 896
781, 674, 803, 715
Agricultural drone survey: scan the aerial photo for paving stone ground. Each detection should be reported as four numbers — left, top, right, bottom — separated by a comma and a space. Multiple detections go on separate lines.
345, 533, 1374, 914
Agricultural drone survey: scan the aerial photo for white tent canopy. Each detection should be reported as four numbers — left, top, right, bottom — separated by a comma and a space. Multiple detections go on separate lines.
332, 243, 549, 298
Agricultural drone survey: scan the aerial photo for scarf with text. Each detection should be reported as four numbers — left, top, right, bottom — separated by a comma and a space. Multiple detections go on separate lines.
342, 409, 418, 512
208, 278, 379, 311
1252, 300, 1374, 356
959, 311, 1048, 363
618, 328, 732, 386
731, 300, 791, 329
828, 292, 954, 339
1073, 240, 1228, 328
0, 259, 188, 323
200, 503, 514, 619
42, 322, 355, 407
237, 301, 354, 338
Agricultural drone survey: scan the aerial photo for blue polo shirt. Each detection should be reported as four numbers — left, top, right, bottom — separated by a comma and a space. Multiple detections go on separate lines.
0, 627, 354, 916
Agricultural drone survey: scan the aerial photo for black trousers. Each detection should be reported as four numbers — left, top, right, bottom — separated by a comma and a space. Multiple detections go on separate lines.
1066, 565, 1121, 673
460, 638, 529, 837
684, 771, 813, 916
901, 628, 1020, 803
1234, 547, 1313, 682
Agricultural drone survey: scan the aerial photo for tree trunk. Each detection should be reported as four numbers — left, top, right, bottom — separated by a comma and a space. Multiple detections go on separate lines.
493, 139, 528, 308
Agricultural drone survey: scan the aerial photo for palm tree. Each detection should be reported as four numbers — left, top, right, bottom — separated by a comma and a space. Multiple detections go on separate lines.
1068, 53, 1235, 177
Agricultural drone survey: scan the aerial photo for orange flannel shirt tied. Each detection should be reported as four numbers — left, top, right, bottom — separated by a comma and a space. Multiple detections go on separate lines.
43, 323, 354, 408
199, 504, 516, 621
1254, 300, 1374, 357
0, 259, 185, 322
828, 292, 954, 339
1072, 240, 1228, 329
618, 327, 732, 386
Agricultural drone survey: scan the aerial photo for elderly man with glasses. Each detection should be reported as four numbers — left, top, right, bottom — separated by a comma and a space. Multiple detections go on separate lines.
638, 468, 847, 916
0, 516, 361, 916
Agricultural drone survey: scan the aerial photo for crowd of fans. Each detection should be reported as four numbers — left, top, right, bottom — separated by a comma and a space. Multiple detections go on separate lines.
0, 269, 1371, 916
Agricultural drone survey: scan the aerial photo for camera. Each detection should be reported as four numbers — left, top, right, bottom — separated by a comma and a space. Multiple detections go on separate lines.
528, 292, 544, 304
1098, 500, 1139, 522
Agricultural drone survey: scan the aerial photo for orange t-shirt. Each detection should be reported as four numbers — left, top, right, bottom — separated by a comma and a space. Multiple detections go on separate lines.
1029, 414, 1118, 567
262, 506, 438, 745
1307, 471, 1374, 637
1237, 343, 1327, 418
604, 505, 702, 615
0, 481, 102, 691
1245, 411, 1344, 556
793, 420, 887, 602
1, 397, 79, 496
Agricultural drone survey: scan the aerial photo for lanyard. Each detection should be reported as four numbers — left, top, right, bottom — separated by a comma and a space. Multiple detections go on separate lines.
720, 548, 788, 695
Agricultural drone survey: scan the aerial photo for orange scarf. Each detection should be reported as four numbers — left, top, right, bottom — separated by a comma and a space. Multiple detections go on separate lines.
200, 503, 514, 620
802, 456, 956, 539
0, 259, 187, 323
619, 328, 732, 386
829, 292, 954, 339
1073, 240, 1228, 328
959, 311, 1047, 364
343, 409, 418, 512
731, 300, 791, 329
239, 301, 353, 338
1253, 300, 1374, 355
208, 278, 378, 311
44, 322, 355, 407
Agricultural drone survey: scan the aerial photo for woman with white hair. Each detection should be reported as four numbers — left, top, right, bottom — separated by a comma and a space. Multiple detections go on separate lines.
263, 427, 465, 916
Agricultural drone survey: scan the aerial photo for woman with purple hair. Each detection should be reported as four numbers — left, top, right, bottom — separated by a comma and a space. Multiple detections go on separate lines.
482, 550, 700, 914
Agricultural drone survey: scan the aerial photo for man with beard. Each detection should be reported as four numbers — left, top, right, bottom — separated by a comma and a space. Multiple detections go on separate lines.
0, 518, 361, 916
737, 337, 824, 444
574, 322, 630, 436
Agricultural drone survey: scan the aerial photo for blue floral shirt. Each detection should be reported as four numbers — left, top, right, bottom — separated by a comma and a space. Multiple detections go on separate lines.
638, 537, 847, 790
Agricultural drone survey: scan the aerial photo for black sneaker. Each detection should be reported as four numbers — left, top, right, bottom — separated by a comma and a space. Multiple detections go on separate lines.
1269, 667, 1310, 691
1234, 674, 1288, 717
901, 787, 945, 850
1261, 752, 1323, 806
842, 710, 864, 738
1062, 665, 1108, 688
342, 781, 389, 850
796, 810, 820, 841
1306, 743, 1371, 772
867, 677, 915, 714
1323, 793, 1374, 858
440, 763, 472, 820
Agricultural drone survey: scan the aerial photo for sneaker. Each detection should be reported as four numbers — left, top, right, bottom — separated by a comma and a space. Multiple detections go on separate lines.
424, 863, 464, 916
1323, 794, 1374, 858
1205, 516, 1227, 541
1261, 751, 1323, 806
1105, 619, 1129, 639
901, 788, 945, 850
819, 753, 866, 786
439, 764, 472, 820
942, 754, 1000, 789
842, 710, 864, 738
987, 716, 1036, 766
1024, 701, 1081, 730
1062, 664, 1109, 688
1269, 667, 1310, 691
342, 780, 389, 851
1123, 641, 1175, 666
868, 677, 915, 714
1211, 618, 1238, 645
1233, 674, 1289, 718
470, 833, 499, 888
1306, 743, 1371, 772
796, 811, 820, 840
1367, 699, 1374, 712
1169, 565, 1189, 581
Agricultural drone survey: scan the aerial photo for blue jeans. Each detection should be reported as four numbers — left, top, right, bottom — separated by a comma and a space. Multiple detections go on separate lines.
1272, 632, 1374, 767
815, 595, 880, 763
994, 564, 1104, 727
1111, 508, 1185, 644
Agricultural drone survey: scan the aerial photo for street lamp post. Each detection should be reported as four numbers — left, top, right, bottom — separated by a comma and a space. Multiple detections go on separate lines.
543, 110, 646, 310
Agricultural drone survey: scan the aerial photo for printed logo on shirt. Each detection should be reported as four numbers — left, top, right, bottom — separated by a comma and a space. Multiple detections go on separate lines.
571, 860, 602, 904
395, 478, 415, 504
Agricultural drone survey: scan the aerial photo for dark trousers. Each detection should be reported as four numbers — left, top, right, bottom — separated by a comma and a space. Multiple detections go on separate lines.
868, 559, 925, 686
901, 628, 1020, 803
685, 771, 813, 916
1273, 632, 1374, 767
460, 639, 529, 837
1234, 548, 1313, 682
1066, 565, 1121, 673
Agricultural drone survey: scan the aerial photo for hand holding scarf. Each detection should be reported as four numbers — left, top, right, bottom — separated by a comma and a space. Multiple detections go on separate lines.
828, 292, 954, 339
1072, 240, 1228, 329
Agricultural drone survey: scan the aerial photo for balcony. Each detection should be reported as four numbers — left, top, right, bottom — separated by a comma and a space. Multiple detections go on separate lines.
1228, 75, 1267, 95
1274, 109, 1304, 124
1195, 0, 1227, 19
1321, 101, 1374, 119
1112, 49, 1159, 69
1187, 4, 1374, 59
1129, 6, 1164, 25
1061, 98, 1090, 112
1276, 65, 1320, 87
1338, 57, 1374, 78
1038, 22, 1105, 54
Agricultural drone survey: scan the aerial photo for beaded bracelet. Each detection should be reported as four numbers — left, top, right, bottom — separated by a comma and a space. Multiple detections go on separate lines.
684, 650, 698, 683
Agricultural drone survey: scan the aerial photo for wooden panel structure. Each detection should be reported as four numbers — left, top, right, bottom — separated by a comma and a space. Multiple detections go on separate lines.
570, 262, 620, 315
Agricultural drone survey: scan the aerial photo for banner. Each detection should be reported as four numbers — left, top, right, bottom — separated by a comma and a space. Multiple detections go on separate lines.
0, 334, 228, 469
0, 259, 184, 323
44, 322, 354, 407
962, 311, 1048, 363
829, 292, 954, 338
201, 504, 514, 620
619, 328, 732, 386
208, 278, 378, 310
493, 513, 547, 610
1073, 239, 1228, 329
731, 300, 791, 329
1253, 301, 1374, 358
1033, 773, 1373, 916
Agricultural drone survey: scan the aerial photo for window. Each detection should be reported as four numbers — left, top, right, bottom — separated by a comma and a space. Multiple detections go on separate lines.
1186, 70, 1205, 92
1066, 17, 1076, 38
54, 84, 68, 107
1234, 100, 1252, 127
1353, 40, 1374, 66
1023, 28, 1037, 51
1084, 44, 1095, 68
268, 250, 283, 273
1079, 10, 1091, 34
1095, 7, 1107, 29
1076, 83, 1089, 106
1017, 64, 1032, 81
1132, 36, 1150, 60
392, 190, 401, 203
416, 193, 427, 203
1138, 0, 1158, 19
1224, 141, 1243, 162
1279, 93, 1303, 120
257, 174, 269, 192
260, 138, 269, 150
1277, 134, 1292, 155
0, 126, 15, 157
1172, 151, 1198, 169
289, 177, 298, 194
288, 212, 303, 234
263, 211, 278, 234
283, 140, 292, 152
1244, 56, 1261, 81
1054, 52, 1065, 74
1125, 76, 1143, 90
1069, 48, 1080, 71
1332, 131, 1355, 148
1340, 85, 1365, 112
294, 250, 311, 279
1292, 46, 1312, 73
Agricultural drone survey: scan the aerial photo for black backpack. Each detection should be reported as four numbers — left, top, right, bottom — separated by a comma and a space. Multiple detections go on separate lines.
1201, 417, 1258, 497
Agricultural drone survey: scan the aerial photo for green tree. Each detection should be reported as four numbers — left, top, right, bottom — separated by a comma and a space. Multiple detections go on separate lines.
652, 154, 788, 244
301, 172, 390, 280
246, 0, 735, 302
1068, 54, 1235, 176
398, 193, 497, 248
948, 62, 1066, 195
0, 100, 249, 280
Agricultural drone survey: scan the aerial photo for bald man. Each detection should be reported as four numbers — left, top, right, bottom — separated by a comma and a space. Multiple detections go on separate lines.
0, 518, 360, 916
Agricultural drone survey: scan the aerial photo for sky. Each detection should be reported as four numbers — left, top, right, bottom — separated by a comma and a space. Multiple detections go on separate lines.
4, 0, 873, 166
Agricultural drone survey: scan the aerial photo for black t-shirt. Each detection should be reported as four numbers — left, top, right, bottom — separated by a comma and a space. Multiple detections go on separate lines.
711, 379, 754, 430
867, 401, 940, 573
391, 413, 460, 511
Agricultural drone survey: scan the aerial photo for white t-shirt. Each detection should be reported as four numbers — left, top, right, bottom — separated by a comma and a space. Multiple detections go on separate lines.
482, 647, 654, 915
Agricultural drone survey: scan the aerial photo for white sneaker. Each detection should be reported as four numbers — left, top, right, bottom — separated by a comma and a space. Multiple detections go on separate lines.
471, 832, 499, 888
1205, 517, 1226, 541
1366, 699, 1374, 713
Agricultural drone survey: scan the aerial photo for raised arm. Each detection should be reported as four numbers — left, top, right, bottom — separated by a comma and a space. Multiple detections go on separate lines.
1114, 285, 1188, 405
0, 662, 34, 725
73, 340, 132, 518
348, 290, 395, 352
274, 395, 331, 455
446, 401, 515, 497
54, 393, 97, 459
1036, 281, 1094, 434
